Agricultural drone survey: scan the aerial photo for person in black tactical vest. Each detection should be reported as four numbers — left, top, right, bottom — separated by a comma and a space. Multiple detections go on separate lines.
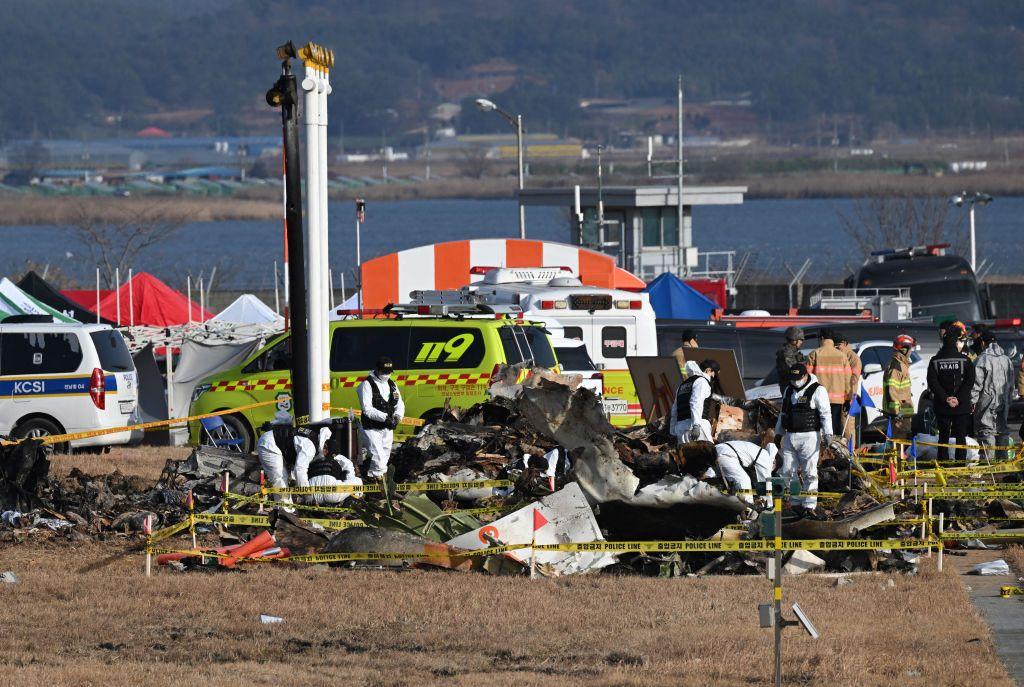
357, 356, 405, 479
256, 409, 298, 506
927, 321, 975, 463
294, 421, 363, 505
670, 359, 720, 443
775, 363, 833, 518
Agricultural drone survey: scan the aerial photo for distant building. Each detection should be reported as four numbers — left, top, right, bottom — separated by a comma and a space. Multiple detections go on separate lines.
417, 133, 583, 160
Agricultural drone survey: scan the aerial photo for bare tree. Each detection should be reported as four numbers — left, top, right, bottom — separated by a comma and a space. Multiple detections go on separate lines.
453, 147, 491, 179
68, 199, 192, 287
838, 195, 967, 258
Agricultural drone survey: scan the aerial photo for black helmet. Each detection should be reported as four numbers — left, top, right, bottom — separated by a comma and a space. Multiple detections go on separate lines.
788, 362, 808, 380
376, 356, 394, 373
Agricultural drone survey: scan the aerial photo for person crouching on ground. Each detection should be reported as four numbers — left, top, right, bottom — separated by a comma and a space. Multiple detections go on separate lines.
294, 424, 363, 506
714, 428, 778, 515
256, 409, 298, 506
775, 363, 832, 518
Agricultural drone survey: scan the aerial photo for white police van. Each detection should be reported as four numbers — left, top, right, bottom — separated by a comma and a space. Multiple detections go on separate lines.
0, 316, 138, 450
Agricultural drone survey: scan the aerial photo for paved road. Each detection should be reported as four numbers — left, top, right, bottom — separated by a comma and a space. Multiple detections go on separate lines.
953, 551, 1024, 686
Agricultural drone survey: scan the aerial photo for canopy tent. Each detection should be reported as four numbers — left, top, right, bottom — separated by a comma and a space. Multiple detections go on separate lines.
211, 294, 282, 326
63, 289, 113, 312
643, 272, 719, 320
17, 271, 117, 325
96, 272, 211, 327
0, 278, 78, 323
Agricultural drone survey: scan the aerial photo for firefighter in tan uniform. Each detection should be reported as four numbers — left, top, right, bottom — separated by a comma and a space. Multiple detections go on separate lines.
834, 331, 861, 438
806, 330, 853, 437
883, 335, 916, 439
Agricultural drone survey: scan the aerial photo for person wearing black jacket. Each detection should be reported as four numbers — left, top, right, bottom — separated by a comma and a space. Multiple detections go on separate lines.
927, 323, 975, 463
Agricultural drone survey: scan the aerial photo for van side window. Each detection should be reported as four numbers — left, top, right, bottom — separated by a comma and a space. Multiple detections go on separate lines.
499, 328, 524, 365
408, 327, 485, 369
244, 337, 291, 374
601, 326, 628, 359
563, 326, 583, 341
1, 332, 83, 375
331, 327, 410, 373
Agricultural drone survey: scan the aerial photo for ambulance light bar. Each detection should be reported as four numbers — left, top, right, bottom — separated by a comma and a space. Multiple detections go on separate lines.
386, 302, 523, 316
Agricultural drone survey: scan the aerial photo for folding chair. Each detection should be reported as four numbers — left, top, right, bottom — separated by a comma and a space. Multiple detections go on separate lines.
199, 415, 245, 452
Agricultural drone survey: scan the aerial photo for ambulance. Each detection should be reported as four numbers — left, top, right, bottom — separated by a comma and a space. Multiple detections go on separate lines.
412, 267, 656, 426
188, 308, 559, 452
0, 317, 138, 452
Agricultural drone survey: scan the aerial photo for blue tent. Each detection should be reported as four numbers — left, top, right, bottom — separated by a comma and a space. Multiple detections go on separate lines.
643, 273, 719, 320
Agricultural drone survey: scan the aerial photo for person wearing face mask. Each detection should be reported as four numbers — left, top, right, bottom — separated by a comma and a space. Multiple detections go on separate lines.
927, 321, 975, 463
775, 363, 832, 518
294, 422, 363, 506
671, 359, 720, 443
357, 356, 405, 479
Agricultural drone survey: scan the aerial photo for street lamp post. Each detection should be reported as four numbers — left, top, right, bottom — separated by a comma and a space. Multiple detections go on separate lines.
475, 98, 526, 239
949, 191, 993, 271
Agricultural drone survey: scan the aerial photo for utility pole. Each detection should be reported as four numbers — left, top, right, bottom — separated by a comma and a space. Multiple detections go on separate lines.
677, 74, 688, 272
266, 41, 310, 423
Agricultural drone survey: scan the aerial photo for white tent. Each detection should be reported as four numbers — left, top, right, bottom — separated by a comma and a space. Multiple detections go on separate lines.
329, 290, 361, 320
211, 294, 283, 326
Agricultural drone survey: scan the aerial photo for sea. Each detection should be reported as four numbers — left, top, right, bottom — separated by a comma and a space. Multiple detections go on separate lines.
5, 197, 1023, 291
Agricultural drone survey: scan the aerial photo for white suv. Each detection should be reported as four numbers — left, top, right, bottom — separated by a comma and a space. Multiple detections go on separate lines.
0, 317, 138, 450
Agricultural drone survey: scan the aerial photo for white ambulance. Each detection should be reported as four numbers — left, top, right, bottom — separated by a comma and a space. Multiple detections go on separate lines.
0, 317, 139, 451
414, 267, 657, 426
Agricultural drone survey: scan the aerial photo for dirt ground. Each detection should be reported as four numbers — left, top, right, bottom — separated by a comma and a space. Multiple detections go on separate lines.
0, 448, 1016, 687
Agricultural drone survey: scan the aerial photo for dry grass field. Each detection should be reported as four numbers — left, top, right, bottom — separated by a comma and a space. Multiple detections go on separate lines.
0, 447, 1015, 687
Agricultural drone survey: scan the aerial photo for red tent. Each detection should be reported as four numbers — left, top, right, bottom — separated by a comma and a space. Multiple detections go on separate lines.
96, 273, 210, 326
63, 289, 113, 311
136, 126, 171, 138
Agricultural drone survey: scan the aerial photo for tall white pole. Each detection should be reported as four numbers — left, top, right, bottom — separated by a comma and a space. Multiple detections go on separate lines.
969, 204, 977, 271
115, 267, 121, 326
95, 267, 100, 324
677, 74, 687, 272
516, 113, 526, 239
187, 276, 193, 324
302, 54, 325, 422
128, 268, 134, 328
199, 277, 205, 322
319, 64, 331, 418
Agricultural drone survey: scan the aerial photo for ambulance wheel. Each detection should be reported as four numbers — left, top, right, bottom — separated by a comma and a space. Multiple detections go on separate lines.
14, 417, 67, 454
218, 413, 253, 453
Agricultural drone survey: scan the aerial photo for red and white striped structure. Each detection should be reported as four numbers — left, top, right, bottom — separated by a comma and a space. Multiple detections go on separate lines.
360, 239, 645, 310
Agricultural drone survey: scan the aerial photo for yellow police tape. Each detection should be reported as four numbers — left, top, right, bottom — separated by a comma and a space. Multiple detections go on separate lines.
0, 398, 283, 447
328, 406, 425, 428
893, 438, 1022, 453
937, 531, 1024, 541
261, 479, 513, 495
734, 489, 845, 500
1001, 586, 1024, 598
149, 518, 192, 544
925, 490, 1024, 500
193, 512, 365, 530
147, 537, 938, 566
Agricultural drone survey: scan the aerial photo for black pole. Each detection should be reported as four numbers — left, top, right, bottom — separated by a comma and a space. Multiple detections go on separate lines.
267, 42, 310, 422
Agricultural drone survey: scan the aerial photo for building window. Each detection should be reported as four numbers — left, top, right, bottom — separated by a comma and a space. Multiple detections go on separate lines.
642, 208, 660, 247
663, 209, 679, 246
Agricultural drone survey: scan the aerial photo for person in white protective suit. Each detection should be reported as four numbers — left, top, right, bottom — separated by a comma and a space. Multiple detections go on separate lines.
294, 424, 363, 506
714, 428, 779, 511
357, 356, 405, 479
256, 410, 297, 505
774, 363, 833, 517
670, 359, 720, 443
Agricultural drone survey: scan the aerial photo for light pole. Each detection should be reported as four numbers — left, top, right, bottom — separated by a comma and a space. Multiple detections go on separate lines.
475, 98, 526, 238
949, 191, 993, 271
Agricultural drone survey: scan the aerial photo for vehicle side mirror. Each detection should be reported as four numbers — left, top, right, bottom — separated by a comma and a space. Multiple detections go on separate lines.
863, 363, 882, 376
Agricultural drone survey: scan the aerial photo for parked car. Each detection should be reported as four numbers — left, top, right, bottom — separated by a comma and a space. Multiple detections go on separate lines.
0, 316, 138, 452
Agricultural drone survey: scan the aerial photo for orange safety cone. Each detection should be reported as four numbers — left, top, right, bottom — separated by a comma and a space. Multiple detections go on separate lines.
220, 530, 276, 568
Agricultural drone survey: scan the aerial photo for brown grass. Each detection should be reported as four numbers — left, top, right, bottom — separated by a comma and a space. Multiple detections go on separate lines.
49, 445, 190, 480
0, 196, 281, 226
1005, 546, 1024, 576
0, 449, 1012, 686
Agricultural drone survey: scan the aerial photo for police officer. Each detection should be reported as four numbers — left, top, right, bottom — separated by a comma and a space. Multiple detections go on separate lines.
775, 363, 832, 517
294, 422, 363, 506
714, 429, 778, 511
927, 322, 975, 463
357, 356, 405, 479
670, 359, 719, 443
775, 327, 807, 390
256, 409, 297, 505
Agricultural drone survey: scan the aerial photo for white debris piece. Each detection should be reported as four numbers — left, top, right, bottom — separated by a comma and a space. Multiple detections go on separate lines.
783, 549, 825, 575
446, 482, 616, 576
970, 559, 1010, 576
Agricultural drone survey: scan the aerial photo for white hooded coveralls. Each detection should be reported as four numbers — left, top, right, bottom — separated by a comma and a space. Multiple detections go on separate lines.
256, 418, 299, 505
774, 373, 832, 509
294, 427, 363, 505
670, 361, 714, 443
357, 372, 405, 478
715, 440, 778, 507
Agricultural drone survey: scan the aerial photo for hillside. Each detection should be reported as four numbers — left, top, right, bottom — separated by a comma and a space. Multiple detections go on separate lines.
1, 0, 1023, 141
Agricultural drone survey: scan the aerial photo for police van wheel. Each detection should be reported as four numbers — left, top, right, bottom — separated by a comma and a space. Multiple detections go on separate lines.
14, 418, 67, 454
